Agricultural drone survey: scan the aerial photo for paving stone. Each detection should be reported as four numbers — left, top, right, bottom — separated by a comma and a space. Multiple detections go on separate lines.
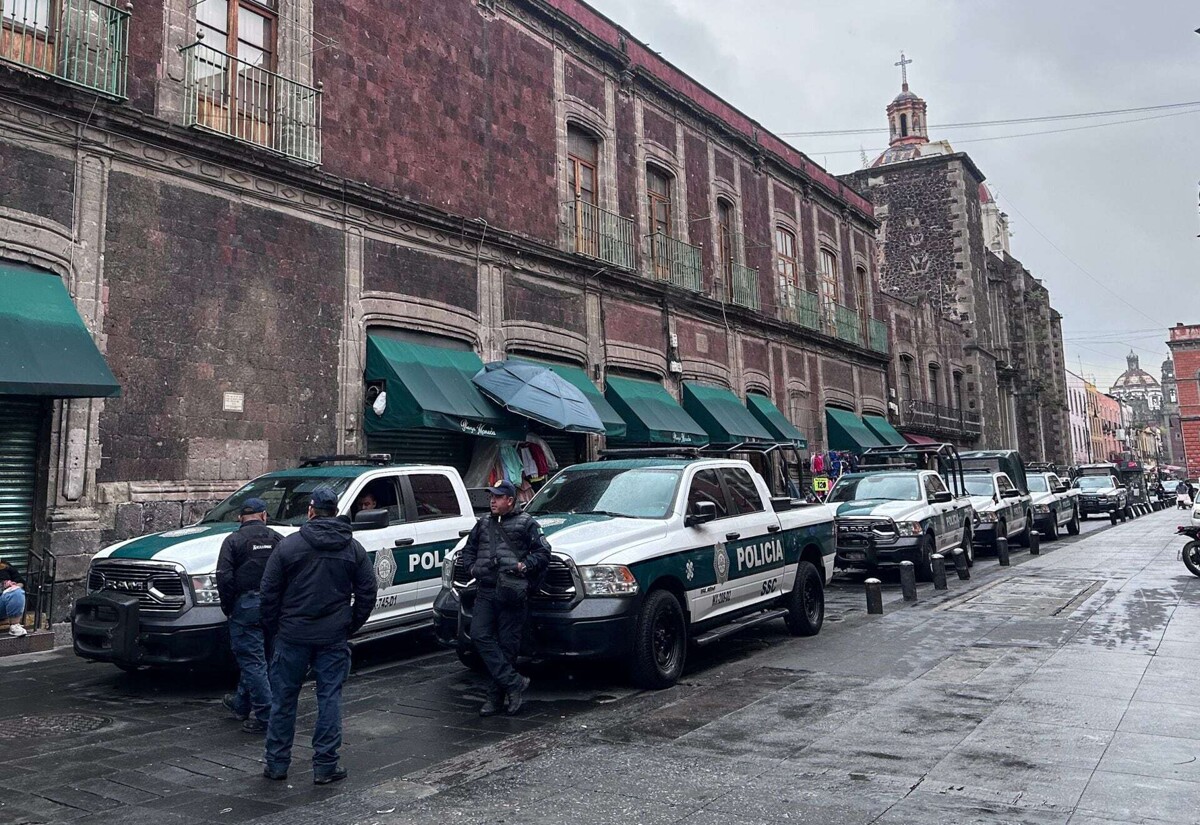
1075, 770, 1200, 823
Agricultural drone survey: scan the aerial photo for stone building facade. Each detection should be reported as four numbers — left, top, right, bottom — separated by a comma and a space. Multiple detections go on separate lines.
1160, 358, 1184, 467
1167, 323, 1200, 478
842, 74, 1070, 464
0, 0, 892, 612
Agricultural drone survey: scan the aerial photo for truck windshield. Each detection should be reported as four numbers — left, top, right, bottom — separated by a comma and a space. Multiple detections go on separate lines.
201, 476, 354, 525
526, 468, 683, 519
1026, 476, 1049, 493
1075, 477, 1114, 491
829, 474, 921, 502
963, 476, 997, 497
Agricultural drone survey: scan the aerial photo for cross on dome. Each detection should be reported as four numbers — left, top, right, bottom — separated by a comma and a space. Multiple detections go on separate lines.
895, 52, 912, 91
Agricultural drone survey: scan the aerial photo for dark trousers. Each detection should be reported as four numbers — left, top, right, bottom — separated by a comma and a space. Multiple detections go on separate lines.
264, 637, 351, 776
227, 592, 271, 723
470, 590, 526, 698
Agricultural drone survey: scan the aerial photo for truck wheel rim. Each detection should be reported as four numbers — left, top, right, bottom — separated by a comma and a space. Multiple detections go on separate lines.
653, 611, 681, 671
803, 575, 821, 622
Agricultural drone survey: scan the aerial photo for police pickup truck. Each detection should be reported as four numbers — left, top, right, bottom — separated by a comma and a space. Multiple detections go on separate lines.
433, 457, 834, 689
1026, 471, 1080, 540
1072, 464, 1131, 523
73, 456, 475, 670
830, 444, 975, 579
961, 472, 1033, 550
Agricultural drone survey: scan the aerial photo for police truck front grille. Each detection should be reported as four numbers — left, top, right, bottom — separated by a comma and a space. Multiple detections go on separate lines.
535, 557, 577, 601
836, 518, 899, 545
453, 555, 472, 588
89, 561, 188, 614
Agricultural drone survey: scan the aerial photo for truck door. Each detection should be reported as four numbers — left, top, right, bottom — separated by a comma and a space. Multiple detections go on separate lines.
682, 468, 735, 624
401, 471, 476, 611
996, 474, 1023, 533
719, 467, 782, 609
923, 473, 955, 552
348, 475, 422, 627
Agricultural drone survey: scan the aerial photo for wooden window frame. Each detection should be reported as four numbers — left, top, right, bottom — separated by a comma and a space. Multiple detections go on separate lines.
775, 226, 799, 287
717, 197, 736, 290
199, 0, 277, 70
567, 125, 599, 206
646, 165, 673, 238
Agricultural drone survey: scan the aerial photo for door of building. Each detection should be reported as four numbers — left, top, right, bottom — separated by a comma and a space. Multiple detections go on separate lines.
0, 398, 43, 576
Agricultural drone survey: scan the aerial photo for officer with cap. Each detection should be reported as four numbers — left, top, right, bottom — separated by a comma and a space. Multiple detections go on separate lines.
259, 485, 376, 784
459, 479, 551, 716
215, 497, 282, 733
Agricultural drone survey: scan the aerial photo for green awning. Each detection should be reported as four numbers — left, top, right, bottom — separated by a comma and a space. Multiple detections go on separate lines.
746, 394, 808, 449
0, 264, 120, 398
605, 376, 708, 446
682, 382, 774, 446
513, 357, 626, 439
364, 335, 526, 440
863, 414, 906, 447
825, 407, 885, 453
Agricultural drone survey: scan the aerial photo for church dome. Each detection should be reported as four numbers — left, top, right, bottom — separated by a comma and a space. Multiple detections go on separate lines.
1110, 352, 1160, 392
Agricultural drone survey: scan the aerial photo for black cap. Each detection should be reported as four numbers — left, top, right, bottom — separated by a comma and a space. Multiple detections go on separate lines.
239, 498, 267, 516
486, 479, 517, 498
310, 486, 339, 512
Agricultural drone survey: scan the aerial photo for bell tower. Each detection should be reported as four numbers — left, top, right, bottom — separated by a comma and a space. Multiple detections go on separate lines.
887, 52, 929, 147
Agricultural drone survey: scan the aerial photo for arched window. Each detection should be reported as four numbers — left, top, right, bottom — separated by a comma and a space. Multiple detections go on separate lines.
900, 113, 908, 137
928, 363, 941, 407
818, 248, 839, 331
855, 265, 869, 332
646, 165, 672, 236
775, 226, 798, 287
567, 125, 601, 256
717, 197, 736, 289
899, 355, 913, 404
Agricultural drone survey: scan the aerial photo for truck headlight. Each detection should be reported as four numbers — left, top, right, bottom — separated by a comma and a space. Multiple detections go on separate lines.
894, 521, 924, 536
190, 574, 220, 605
977, 511, 999, 523
1033, 504, 1051, 515
442, 552, 456, 589
578, 565, 638, 596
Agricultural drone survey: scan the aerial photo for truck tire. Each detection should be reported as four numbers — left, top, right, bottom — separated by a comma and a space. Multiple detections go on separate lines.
962, 527, 974, 567
629, 589, 688, 690
1066, 508, 1080, 536
784, 561, 824, 637
1016, 515, 1033, 548
1183, 541, 1200, 578
915, 534, 935, 582
1044, 514, 1058, 541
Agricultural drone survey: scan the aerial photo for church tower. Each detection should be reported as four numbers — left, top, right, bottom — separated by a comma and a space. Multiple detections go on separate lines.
886, 52, 928, 146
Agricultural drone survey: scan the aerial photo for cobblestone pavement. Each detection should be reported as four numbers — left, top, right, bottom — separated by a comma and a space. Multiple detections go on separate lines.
3, 510, 1194, 824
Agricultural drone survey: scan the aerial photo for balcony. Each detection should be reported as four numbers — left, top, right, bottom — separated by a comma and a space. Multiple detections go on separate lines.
729, 261, 759, 310
781, 284, 820, 331
565, 199, 635, 271
898, 400, 982, 441
834, 303, 862, 347
868, 318, 888, 353
0, 0, 130, 98
648, 232, 702, 293
182, 39, 322, 165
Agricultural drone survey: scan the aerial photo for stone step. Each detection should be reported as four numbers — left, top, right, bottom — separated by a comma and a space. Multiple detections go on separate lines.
0, 629, 55, 657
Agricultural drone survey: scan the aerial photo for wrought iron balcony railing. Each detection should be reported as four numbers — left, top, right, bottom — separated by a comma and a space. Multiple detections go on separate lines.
182, 39, 322, 165
781, 283, 820, 331
0, 0, 130, 97
565, 199, 636, 271
649, 232, 702, 293
868, 318, 889, 353
834, 303, 862, 347
729, 261, 759, 310
899, 400, 982, 437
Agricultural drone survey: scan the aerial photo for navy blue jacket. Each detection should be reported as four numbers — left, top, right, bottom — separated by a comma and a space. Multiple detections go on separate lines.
460, 511, 551, 589
215, 520, 283, 616
259, 518, 378, 646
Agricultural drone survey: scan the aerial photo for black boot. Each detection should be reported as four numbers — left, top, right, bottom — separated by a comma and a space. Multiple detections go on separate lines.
506, 676, 531, 715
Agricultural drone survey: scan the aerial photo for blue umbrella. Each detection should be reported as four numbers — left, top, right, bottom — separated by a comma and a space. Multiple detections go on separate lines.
472, 361, 605, 434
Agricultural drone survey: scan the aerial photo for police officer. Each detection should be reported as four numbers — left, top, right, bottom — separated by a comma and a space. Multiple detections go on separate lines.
260, 486, 376, 785
215, 498, 282, 733
460, 479, 551, 717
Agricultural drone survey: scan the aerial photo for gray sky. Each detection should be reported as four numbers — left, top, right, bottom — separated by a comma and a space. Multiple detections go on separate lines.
585, 0, 1200, 391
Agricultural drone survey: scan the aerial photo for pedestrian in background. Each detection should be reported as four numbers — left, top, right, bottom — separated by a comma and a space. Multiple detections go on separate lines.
0, 562, 25, 637
259, 486, 376, 785
215, 497, 282, 733
460, 479, 551, 717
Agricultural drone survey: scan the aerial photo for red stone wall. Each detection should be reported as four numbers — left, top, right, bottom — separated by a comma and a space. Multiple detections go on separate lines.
1169, 325, 1200, 477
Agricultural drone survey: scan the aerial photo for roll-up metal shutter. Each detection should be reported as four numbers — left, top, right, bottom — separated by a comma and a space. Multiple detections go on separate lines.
0, 398, 43, 574
536, 433, 584, 468
366, 429, 473, 473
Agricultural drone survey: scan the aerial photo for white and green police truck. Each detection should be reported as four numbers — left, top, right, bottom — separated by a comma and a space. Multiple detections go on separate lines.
1026, 471, 1081, 540
829, 444, 975, 579
433, 457, 834, 689
72, 457, 475, 670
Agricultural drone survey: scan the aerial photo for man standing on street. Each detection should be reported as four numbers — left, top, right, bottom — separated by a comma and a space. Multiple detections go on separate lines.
215, 498, 282, 733
460, 479, 551, 717
259, 486, 376, 784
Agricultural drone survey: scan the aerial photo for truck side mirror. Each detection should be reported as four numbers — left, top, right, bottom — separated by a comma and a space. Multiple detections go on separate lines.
1001, 489, 1022, 499
352, 508, 389, 531
931, 491, 953, 504
686, 500, 718, 527
1053, 485, 1068, 494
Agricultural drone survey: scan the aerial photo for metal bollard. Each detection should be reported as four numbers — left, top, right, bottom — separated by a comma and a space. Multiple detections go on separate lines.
865, 578, 883, 614
931, 553, 947, 590
899, 560, 917, 601
951, 548, 970, 580
1029, 530, 1041, 556
996, 536, 1010, 566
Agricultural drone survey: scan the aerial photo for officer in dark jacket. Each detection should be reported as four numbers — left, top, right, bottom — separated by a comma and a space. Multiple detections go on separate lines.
460, 479, 551, 717
215, 498, 282, 733
259, 486, 377, 785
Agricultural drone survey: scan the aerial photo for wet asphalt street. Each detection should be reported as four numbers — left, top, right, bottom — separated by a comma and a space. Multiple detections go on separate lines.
2, 509, 1196, 824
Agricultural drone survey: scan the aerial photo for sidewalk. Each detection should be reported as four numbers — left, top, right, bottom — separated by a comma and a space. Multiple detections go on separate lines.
290, 509, 1197, 825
